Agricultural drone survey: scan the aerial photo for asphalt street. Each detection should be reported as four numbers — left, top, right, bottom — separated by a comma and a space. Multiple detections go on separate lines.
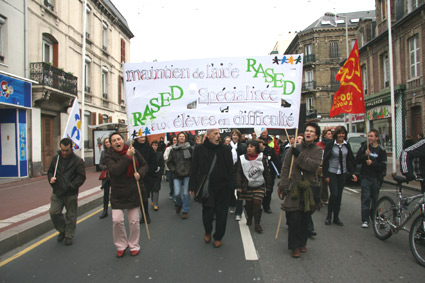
0, 180, 424, 282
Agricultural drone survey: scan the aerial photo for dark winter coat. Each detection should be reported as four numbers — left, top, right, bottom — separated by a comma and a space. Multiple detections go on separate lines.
279, 141, 322, 212
167, 143, 193, 178
356, 143, 387, 180
133, 140, 157, 191
104, 148, 148, 209
189, 139, 234, 206
47, 151, 86, 197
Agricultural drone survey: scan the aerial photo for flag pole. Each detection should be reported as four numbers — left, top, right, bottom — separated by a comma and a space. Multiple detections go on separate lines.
276, 128, 298, 239
387, 0, 397, 174
129, 140, 151, 239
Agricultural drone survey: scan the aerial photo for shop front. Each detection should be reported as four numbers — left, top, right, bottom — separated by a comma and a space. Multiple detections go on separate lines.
0, 73, 32, 178
366, 96, 393, 154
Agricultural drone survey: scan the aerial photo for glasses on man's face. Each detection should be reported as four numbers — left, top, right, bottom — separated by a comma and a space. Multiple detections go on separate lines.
304, 129, 316, 134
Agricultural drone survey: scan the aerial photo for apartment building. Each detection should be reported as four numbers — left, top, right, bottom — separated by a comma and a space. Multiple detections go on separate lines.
28, 0, 133, 176
358, 0, 425, 156
283, 10, 375, 132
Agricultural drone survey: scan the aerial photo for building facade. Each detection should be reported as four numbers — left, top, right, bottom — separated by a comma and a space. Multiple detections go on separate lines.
283, 10, 375, 133
28, 0, 133, 176
358, 0, 425, 156
0, 0, 33, 178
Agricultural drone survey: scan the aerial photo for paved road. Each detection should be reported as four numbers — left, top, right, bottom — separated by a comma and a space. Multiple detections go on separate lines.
0, 180, 424, 282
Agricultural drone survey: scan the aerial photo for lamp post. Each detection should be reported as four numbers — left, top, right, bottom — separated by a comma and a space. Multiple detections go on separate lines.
325, 12, 352, 131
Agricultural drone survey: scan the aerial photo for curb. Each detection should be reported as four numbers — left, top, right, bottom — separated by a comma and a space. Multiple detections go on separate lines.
0, 193, 103, 256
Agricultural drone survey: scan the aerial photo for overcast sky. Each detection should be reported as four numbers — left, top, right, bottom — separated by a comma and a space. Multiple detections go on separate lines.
112, 0, 376, 63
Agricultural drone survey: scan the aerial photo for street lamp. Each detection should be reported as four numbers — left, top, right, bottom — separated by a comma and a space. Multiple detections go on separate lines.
325, 12, 352, 131
324, 12, 349, 58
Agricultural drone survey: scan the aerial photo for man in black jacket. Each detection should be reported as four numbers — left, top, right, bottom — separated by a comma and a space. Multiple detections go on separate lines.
356, 129, 387, 228
48, 138, 86, 246
189, 128, 234, 248
400, 137, 425, 193
133, 135, 157, 224
258, 139, 280, 214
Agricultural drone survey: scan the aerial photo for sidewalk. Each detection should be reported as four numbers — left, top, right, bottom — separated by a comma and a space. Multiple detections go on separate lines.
0, 166, 104, 256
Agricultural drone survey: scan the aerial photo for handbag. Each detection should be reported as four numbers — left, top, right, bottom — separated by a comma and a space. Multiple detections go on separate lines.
195, 154, 217, 202
98, 169, 108, 180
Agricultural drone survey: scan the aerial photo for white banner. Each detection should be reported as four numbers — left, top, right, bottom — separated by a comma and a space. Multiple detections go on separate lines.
63, 98, 82, 150
123, 56, 303, 137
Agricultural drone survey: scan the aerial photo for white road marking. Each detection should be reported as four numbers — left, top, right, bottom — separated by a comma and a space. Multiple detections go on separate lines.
0, 187, 102, 229
344, 187, 360, 194
238, 212, 259, 261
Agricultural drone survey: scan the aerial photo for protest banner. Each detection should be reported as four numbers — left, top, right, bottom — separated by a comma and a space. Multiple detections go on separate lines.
123, 56, 303, 137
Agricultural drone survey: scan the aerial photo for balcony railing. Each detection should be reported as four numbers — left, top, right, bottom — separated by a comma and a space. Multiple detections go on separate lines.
302, 81, 316, 91
304, 54, 316, 64
30, 62, 78, 95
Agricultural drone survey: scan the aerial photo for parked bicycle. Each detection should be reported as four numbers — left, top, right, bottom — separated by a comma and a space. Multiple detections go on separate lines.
373, 175, 425, 267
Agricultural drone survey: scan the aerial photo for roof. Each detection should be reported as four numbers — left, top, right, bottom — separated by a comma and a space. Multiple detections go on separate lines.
101, 0, 134, 38
302, 10, 376, 32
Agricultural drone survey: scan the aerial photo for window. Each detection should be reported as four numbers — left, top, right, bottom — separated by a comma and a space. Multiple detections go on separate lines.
382, 54, 389, 88
408, 35, 420, 79
0, 15, 5, 62
307, 97, 314, 111
85, 5, 91, 38
380, 0, 386, 20
42, 39, 53, 64
329, 41, 339, 58
360, 31, 365, 47
304, 44, 312, 55
361, 65, 368, 95
408, 0, 418, 13
102, 22, 108, 51
121, 39, 126, 63
42, 33, 58, 66
305, 70, 314, 90
84, 56, 91, 92
102, 67, 108, 99
330, 68, 339, 86
44, 0, 55, 11
118, 75, 124, 104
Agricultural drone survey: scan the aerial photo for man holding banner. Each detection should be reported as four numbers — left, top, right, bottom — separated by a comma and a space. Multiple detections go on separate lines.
47, 138, 86, 246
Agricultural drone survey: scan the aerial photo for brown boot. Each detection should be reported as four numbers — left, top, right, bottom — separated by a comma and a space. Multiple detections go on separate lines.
244, 201, 253, 226
253, 200, 263, 233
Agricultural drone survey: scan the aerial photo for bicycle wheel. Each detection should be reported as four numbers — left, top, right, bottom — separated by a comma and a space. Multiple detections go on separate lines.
409, 214, 425, 267
373, 196, 396, 240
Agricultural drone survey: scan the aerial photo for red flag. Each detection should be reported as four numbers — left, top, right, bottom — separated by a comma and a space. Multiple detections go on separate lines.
329, 40, 365, 117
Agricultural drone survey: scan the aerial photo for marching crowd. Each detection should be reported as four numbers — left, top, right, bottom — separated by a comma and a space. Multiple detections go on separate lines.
48, 124, 400, 259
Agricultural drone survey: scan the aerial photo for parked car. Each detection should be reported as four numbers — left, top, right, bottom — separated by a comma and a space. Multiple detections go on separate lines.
348, 133, 367, 179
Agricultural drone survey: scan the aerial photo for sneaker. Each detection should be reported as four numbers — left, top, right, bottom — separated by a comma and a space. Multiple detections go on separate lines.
182, 212, 188, 219
229, 207, 236, 214
361, 222, 369, 228
235, 215, 241, 221
153, 205, 159, 211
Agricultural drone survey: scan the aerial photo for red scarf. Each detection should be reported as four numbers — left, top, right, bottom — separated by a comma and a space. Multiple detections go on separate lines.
115, 144, 139, 178
247, 153, 259, 161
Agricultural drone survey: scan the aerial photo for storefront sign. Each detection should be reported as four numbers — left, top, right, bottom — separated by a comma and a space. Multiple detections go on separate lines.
367, 105, 391, 121
345, 113, 365, 123
0, 74, 31, 108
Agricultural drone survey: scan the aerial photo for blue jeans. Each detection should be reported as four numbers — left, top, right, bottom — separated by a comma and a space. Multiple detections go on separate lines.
361, 178, 380, 223
174, 177, 190, 213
